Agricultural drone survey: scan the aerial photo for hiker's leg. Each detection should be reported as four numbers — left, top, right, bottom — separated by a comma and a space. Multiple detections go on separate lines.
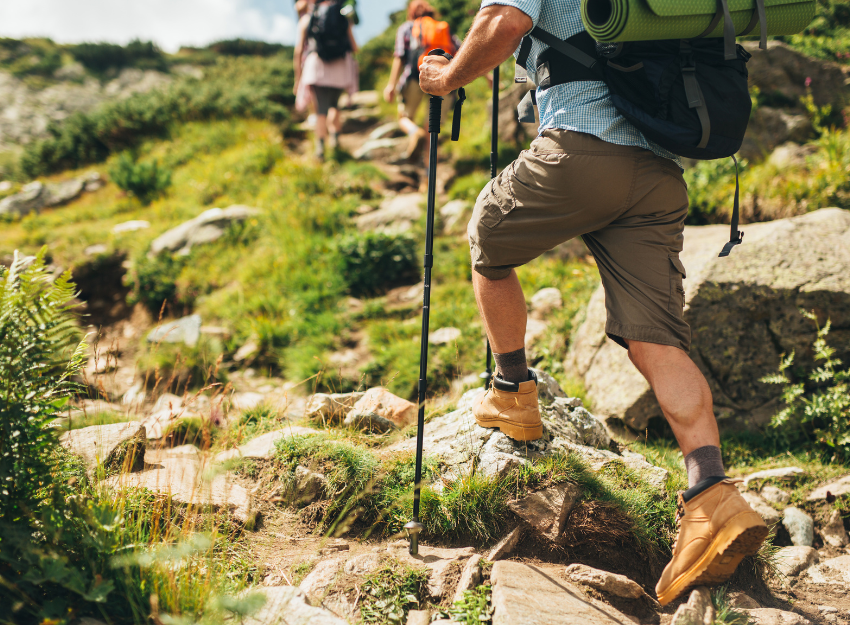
472, 269, 526, 354
626, 340, 719, 455
314, 114, 328, 140
469, 131, 633, 380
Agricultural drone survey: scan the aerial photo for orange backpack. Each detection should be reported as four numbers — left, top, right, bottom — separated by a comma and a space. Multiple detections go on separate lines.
409, 16, 456, 73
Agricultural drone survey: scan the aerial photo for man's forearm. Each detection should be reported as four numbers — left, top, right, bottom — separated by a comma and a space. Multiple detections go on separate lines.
439, 6, 532, 93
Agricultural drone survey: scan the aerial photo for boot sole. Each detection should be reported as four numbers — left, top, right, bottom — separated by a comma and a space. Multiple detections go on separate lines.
474, 414, 543, 442
656, 511, 769, 606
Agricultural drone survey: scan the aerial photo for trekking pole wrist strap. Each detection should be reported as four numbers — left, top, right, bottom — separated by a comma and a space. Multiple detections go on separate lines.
425, 49, 465, 141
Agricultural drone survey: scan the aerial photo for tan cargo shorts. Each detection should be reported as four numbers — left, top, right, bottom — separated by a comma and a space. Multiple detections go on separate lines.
468, 129, 691, 352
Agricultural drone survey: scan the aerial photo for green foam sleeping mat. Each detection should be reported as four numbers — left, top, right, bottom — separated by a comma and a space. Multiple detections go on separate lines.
581, 0, 815, 42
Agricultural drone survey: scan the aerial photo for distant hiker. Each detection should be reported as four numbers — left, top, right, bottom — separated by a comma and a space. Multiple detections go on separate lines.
295, 0, 359, 160
419, 0, 769, 606
383, 0, 461, 165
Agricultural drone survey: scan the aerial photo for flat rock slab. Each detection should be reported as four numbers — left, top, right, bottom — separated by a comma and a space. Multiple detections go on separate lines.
775, 546, 819, 578
744, 467, 805, 488
243, 586, 348, 625
490, 561, 632, 625
104, 456, 253, 524
741, 492, 781, 527
806, 475, 850, 501
60, 421, 146, 474
564, 563, 644, 599
745, 609, 813, 625
300, 555, 347, 600
150, 205, 260, 256
805, 555, 850, 586
215, 426, 320, 463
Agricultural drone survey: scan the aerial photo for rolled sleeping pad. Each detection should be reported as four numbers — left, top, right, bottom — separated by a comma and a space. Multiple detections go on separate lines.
581, 0, 815, 42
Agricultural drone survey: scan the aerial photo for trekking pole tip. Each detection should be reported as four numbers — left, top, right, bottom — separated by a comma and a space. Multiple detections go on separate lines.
405, 520, 424, 555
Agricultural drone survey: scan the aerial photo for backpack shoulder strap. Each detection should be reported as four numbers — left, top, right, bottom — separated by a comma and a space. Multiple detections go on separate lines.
527, 27, 599, 70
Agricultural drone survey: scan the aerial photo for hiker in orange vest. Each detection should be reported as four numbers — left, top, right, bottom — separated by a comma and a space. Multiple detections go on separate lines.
383, 0, 462, 166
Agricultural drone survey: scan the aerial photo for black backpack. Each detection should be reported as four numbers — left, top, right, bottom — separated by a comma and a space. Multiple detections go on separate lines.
309, 0, 351, 61
516, 1, 767, 257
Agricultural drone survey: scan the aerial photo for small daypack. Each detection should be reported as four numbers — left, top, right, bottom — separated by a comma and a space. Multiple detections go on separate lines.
407, 16, 457, 78
309, 0, 352, 61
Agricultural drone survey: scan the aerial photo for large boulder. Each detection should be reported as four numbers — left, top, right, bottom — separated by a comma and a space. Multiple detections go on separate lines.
149, 205, 260, 256
567, 208, 850, 433
0, 176, 89, 217
353, 193, 424, 234
60, 421, 146, 475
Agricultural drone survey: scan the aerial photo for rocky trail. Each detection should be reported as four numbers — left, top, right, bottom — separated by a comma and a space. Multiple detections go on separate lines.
33, 70, 850, 623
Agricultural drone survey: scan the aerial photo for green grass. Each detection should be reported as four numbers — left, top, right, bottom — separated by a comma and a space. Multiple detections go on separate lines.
711, 585, 751, 625
447, 584, 494, 624
62, 409, 133, 430
360, 560, 431, 624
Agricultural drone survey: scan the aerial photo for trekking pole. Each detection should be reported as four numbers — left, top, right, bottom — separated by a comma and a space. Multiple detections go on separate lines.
406, 50, 465, 557
481, 65, 499, 389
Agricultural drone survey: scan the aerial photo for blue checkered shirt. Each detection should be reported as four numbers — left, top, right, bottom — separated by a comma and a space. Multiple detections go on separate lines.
481, 0, 680, 164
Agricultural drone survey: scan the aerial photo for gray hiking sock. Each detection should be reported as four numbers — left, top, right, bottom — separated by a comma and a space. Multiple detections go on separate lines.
493, 347, 529, 384
684, 445, 726, 488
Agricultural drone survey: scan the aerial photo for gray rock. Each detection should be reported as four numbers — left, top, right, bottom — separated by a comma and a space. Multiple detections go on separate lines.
768, 142, 819, 169
530, 287, 563, 319
112, 220, 150, 234
368, 121, 402, 141
745, 609, 813, 625
440, 199, 471, 233
531, 368, 569, 405
150, 205, 260, 256
406, 610, 432, 625
342, 552, 381, 576
243, 586, 349, 625
230, 392, 265, 412
728, 592, 761, 609
742, 492, 782, 527
524, 318, 549, 348
429, 327, 461, 345
299, 556, 346, 600
805, 555, 850, 586
0, 181, 44, 216
452, 554, 482, 603
783, 507, 814, 547
343, 409, 397, 433
760, 485, 791, 505
490, 560, 632, 625
508, 482, 581, 543
288, 465, 327, 505
354, 193, 423, 233
353, 137, 406, 160
740, 107, 813, 161
671, 587, 714, 625
60, 421, 146, 475
389, 377, 652, 486
564, 563, 645, 599
821, 510, 848, 548
305, 392, 364, 425
146, 314, 202, 346
215, 426, 320, 462
349, 387, 417, 428
487, 526, 524, 562
775, 546, 819, 578
807, 475, 850, 501
744, 467, 805, 488
104, 457, 254, 524
567, 209, 850, 433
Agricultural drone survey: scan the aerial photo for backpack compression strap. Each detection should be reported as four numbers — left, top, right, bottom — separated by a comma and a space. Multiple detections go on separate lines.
696, 0, 767, 59
718, 155, 744, 257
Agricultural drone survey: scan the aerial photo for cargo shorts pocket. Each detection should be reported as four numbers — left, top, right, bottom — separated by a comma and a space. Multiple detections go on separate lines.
668, 255, 687, 314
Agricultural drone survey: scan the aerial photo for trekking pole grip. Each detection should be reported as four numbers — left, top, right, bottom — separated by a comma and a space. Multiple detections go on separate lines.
428, 95, 443, 135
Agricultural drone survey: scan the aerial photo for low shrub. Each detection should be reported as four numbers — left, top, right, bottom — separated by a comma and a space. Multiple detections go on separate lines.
762, 310, 850, 460
70, 39, 168, 73
0, 37, 62, 78
360, 561, 430, 624
336, 232, 419, 298
108, 151, 172, 204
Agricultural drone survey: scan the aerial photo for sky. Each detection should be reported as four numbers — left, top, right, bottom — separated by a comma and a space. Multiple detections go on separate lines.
0, 0, 406, 53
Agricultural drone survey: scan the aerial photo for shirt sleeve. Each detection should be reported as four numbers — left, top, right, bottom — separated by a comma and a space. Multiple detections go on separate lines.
394, 22, 411, 58
479, 0, 542, 28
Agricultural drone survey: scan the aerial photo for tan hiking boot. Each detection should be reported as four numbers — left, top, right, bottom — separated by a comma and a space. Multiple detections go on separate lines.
472, 371, 543, 442
656, 478, 769, 606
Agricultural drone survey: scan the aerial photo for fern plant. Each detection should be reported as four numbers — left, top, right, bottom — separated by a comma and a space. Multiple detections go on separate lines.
761, 309, 850, 459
